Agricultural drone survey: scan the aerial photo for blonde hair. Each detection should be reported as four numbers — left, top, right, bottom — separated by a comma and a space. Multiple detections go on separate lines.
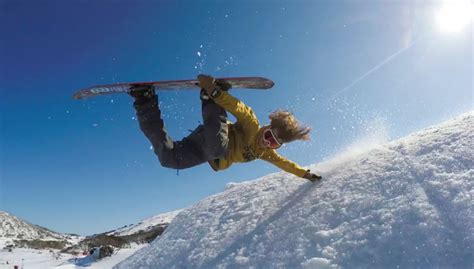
269, 110, 311, 143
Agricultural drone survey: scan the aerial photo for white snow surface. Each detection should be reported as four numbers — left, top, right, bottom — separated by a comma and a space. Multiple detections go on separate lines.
0, 248, 73, 269
108, 210, 181, 236
116, 112, 473, 269
0, 245, 145, 269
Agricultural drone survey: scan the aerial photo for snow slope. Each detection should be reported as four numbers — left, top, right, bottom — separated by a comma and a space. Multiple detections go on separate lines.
116, 112, 473, 269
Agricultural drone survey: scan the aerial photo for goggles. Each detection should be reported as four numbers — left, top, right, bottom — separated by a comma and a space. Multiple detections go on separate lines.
263, 128, 282, 149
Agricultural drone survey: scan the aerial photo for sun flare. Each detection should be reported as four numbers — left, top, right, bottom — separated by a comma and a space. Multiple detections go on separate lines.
434, 0, 473, 34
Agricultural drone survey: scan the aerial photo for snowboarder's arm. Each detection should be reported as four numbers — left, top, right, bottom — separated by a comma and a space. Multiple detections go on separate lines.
212, 91, 259, 130
261, 150, 307, 178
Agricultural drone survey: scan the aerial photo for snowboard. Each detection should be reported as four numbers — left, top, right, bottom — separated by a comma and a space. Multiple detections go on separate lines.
73, 76, 274, 99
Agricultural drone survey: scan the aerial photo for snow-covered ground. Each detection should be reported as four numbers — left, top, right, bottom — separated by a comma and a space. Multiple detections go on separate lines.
0, 248, 73, 269
115, 112, 473, 269
0, 245, 146, 269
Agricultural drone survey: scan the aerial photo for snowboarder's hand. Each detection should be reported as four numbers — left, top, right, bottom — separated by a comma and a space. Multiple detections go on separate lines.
198, 74, 216, 95
303, 171, 322, 182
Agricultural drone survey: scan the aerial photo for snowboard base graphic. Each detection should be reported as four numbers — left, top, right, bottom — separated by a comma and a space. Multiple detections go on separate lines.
73, 77, 274, 99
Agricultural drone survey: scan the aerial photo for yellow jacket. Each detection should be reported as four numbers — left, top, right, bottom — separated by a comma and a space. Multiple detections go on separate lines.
208, 91, 307, 178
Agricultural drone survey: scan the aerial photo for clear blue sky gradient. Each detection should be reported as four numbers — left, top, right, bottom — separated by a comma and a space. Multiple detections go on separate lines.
1, 0, 472, 235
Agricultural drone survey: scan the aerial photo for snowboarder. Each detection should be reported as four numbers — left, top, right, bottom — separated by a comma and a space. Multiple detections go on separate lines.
130, 74, 322, 182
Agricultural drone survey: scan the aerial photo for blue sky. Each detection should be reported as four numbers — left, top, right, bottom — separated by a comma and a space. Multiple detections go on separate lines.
1, 0, 472, 235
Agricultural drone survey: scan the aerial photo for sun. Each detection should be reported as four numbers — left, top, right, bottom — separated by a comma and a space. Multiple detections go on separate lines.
434, 0, 473, 34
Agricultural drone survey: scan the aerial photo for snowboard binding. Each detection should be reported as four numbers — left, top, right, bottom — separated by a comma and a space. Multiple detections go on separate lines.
128, 85, 156, 100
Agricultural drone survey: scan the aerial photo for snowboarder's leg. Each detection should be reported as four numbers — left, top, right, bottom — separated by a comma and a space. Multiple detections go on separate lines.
200, 92, 229, 159
162, 127, 208, 169
132, 88, 207, 169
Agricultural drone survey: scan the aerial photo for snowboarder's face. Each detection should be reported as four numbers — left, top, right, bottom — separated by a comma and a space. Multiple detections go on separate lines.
261, 127, 282, 149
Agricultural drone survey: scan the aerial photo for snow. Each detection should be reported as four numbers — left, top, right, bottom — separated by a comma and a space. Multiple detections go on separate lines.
0, 245, 145, 269
115, 112, 473, 269
0, 248, 71, 269
58, 245, 146, 269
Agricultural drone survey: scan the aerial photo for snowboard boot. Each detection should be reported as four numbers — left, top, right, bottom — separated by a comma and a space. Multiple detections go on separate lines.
130, 85, 161, 127
200, 88, 211, 101
128, 85, 156, 100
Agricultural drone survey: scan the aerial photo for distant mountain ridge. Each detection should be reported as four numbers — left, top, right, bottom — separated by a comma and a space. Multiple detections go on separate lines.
63, 210, 182, 254
108, 210, 181, 237
0, 211, 80, 249
0, 210, 180, 251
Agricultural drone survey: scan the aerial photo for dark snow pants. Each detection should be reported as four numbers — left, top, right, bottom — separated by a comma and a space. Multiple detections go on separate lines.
133, 94, 229, 169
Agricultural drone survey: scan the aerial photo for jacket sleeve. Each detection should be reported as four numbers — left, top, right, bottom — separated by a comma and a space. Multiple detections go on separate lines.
212, 91, 259, 132
261, 150, 307, 178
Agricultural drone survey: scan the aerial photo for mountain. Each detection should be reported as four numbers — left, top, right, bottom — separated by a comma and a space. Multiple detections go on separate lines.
62, 210, 182, 254
0, 209, 180, 253
115, 112, 473, 269
0, 211, 180, 269
108, 210, 181, 237
0, 211, 81, 249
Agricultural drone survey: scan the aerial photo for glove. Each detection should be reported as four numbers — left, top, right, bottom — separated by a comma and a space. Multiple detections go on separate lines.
303, 170, 322, 182
197, 74, 216, 96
